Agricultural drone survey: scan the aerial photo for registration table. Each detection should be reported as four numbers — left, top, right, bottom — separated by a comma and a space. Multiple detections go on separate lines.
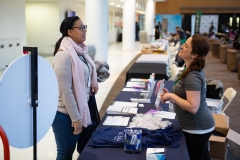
78, 81, 189, 160
125, 54, 169, 83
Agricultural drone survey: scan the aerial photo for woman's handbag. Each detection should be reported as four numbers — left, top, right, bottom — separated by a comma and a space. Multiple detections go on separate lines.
88, 93, 100, 123
77, 93, 100, 154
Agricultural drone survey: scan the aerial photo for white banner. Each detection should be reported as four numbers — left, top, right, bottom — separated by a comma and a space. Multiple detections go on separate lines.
191, 15, 219, 35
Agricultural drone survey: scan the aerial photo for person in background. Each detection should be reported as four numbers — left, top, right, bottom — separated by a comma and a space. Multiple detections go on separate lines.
226, 22, 231, 32
176, 26, 187, 45
223, 32, 232, 44
202, 32, 208, 37
135, 22, 140, 41
233, 33, 240, 50
52, 16, 98, 160
229, 29, 234, 39
208, 22, 216, 35
185, 30, 191, 39
220, 23, 226, 33
161, 34, 214, 160
155, 22, 162, 40
175, 26, 186, 67
209, 31, 217, 39
117, 26, 122, 42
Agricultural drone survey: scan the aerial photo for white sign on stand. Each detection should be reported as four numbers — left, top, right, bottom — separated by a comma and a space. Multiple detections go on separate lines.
0, 54, 58, 149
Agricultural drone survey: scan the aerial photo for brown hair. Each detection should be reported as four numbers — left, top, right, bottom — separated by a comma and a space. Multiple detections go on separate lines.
180, 34, 210, 79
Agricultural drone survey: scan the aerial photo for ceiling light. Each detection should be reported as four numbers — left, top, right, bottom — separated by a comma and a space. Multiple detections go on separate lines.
110, 3, 115, 5
116, 4, 121, 7
120, 0, 124, 2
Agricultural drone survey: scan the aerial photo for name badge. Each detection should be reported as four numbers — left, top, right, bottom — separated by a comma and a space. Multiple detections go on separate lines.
88, 77, 91, 87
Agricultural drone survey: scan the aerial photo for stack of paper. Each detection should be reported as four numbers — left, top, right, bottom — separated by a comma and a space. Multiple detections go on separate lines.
106, 106, 123, 114
126, 83, 145, 88
107, 106, 138, 115
130, 98, 151, 103
112, 101, 138, 107
103, 116, 130, 126
122, 88, 143, 92
130, 78, 148, 82
127, 108, 138, 115
127, 81, 146, 85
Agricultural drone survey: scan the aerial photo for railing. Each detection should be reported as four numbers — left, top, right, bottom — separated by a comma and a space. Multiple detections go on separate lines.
0, 125, 10, 160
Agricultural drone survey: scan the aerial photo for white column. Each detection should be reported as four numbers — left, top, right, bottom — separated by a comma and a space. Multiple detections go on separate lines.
145, 0, 155, 42
85, 0, 108, 61
122, 0, 135, 51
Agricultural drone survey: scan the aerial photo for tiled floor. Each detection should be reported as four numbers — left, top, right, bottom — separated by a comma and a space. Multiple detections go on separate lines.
0, 42, 143, 160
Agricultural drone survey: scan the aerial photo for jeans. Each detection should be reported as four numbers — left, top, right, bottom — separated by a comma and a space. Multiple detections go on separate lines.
52, 111, 79, 160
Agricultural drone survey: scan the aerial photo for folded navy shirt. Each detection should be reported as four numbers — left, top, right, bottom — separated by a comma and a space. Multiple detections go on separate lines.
89, 126, 181, 148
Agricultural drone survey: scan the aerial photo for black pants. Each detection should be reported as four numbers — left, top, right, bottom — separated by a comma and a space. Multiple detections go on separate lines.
183, 131, 212, 160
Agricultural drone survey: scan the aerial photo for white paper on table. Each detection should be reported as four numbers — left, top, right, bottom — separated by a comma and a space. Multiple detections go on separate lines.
103, 116, 130, 126
154, 111, 176, 119
127, 81, 146, 85
130, 98, 151, 103
128, 108, 138, 114
106, 106, 123, 114
126, 84, 145, 88
130, 78, 148, 82
112, 101, 138, 107
122, 88, 143, 92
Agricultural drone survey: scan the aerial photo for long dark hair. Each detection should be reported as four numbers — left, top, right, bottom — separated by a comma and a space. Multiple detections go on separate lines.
53, 16, 80, 56
181, 34, 209, 79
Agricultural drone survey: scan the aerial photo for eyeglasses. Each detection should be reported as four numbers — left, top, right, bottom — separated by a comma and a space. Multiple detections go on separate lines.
72, 25, 87, 32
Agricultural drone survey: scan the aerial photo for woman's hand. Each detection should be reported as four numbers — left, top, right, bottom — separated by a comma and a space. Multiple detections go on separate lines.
162, 88, 169, 94
91, 84, 99, 94
72, 120, 83, 135
160, 88, 171, 104
161, 93, 172, 104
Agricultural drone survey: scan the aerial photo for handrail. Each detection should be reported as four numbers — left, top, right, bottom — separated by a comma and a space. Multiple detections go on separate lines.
0, 125, 10, 160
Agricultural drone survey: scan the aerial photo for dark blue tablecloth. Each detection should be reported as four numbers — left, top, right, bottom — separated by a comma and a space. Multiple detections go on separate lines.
78, 81, 190, 160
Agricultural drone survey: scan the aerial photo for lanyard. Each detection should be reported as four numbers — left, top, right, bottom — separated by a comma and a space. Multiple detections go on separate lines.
174, 76, 181, 85
79, 55, 90, 73
174, 66, 186, 86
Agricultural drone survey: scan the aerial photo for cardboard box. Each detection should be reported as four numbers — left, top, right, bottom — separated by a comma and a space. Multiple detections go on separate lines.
146, 148, 165, 160
209, 114, 240, 160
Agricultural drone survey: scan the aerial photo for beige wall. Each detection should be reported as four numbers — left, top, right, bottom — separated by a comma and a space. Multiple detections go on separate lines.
0, 0, 26, 69
26, 2, 59, 55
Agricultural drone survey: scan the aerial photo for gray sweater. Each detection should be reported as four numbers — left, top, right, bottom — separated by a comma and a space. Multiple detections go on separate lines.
53, 51, 92, 121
